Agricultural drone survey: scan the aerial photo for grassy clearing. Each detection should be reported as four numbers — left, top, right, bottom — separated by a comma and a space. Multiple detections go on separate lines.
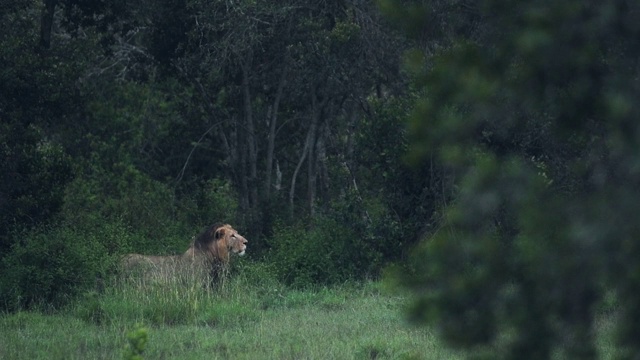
0, 264, 459, 360
1, 262, 621, 359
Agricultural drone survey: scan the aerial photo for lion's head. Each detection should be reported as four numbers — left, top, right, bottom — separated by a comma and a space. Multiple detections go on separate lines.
189, 223, 248, 263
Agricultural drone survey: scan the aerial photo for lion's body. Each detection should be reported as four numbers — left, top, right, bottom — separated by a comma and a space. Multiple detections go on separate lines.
121, 224, 248, 282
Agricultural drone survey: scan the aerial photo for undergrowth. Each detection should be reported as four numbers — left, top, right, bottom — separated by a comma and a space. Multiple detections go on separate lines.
0, 261, 459, 359
0, 260, 622, 359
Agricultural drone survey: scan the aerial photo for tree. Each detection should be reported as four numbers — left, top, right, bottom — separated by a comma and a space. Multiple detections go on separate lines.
39, 0, 132, 51
383, 0, 640, 358
0, 0, 82, 253
180, 0, 406, 231
3, 0, 432, 306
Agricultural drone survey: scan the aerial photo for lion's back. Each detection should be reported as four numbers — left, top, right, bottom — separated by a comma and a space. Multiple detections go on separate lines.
121, 253, 182, 270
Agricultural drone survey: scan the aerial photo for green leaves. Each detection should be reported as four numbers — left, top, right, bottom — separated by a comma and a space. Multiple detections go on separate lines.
124, 325, 149, 360
389, 0, 640, 356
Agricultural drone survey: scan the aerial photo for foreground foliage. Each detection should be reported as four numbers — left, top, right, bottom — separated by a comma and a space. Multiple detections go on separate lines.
382, 0, 640, 358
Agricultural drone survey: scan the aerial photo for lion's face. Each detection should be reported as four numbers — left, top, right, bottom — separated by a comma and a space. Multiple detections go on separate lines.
214, 225, 248, 256
229, 229, 248, 256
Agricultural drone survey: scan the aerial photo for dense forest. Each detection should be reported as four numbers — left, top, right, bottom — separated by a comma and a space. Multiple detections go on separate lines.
2, 0, 640, 358
1, 0, 424, 292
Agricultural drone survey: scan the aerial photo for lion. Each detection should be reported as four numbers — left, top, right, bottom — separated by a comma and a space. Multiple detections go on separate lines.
121, 223, 248, 283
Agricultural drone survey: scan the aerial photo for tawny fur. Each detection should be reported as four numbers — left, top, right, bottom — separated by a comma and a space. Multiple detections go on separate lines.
122, 224, 247, 279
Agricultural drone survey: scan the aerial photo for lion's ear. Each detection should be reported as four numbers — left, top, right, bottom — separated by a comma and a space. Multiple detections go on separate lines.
214, 228, 226, 240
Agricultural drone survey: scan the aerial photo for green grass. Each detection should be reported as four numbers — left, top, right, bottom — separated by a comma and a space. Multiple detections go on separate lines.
0, 263, 622, 360
0, 265, 459, 360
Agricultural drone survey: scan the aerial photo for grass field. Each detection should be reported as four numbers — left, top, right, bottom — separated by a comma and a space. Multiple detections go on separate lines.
0, 262, 623, 360
0, 265, 460, 360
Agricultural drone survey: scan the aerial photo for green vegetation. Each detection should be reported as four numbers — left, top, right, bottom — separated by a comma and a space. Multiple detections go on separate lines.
1, 272, 459, 359
124, 325, 149, 360
2, 0, 640, 357
381, 0, 640, 358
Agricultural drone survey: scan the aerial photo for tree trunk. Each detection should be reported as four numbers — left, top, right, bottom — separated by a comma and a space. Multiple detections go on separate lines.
306, 86, 327, 218
40, 0, 58, 50
235, 114, 250, 215
316, 120, 330, 204
264, 62, 288, 201
240, 54, 258, 218
289, 125, 311, 219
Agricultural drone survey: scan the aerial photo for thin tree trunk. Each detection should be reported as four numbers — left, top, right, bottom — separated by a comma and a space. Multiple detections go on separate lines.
316, 120, 330, 204
237, 114, 250, 214
264, 62, 288, 201
307, 86, 327, 218
40, 0, 58, 50
240, 54, 258, 216
289, 126, 312, 219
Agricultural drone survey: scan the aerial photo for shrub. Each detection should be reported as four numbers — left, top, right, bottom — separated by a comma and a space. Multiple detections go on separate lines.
326, 190, 404, 269
192, 178, 239, 226
266, 189, 407, 288
267, 215, 381, 287
0, 125, 74, 257
61, 165, 180, 244
62, 168, 205, 256
124, 324, 149, 360
0, 221, 130, 311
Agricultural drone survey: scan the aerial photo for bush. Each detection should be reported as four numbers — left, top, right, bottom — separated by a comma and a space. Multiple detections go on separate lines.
62, 165, 180, 243
62, 168, 200, 256
190, 178, 239, 226
0, 221, 131, 311
124, 324, 149, 360
0, 127, 73, 256
267, 215, 381, 287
